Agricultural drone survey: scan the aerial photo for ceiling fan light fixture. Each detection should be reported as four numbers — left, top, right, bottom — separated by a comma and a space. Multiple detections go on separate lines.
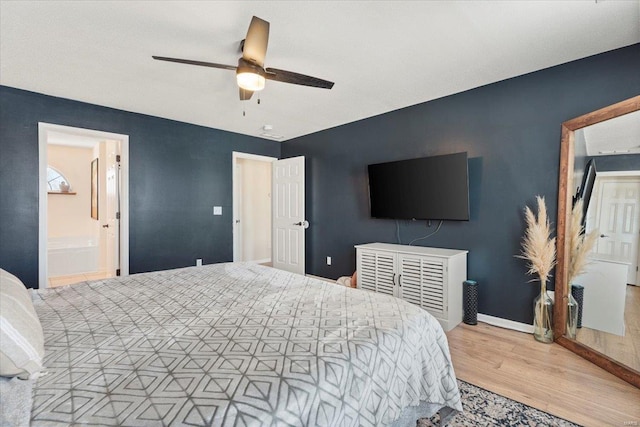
236, 59, 266, 91
237, 72, 265, 91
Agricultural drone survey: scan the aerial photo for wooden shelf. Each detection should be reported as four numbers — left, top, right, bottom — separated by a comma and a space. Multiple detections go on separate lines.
48, 191, 77, 195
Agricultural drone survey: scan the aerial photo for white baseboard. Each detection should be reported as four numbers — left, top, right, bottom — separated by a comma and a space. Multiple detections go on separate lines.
250, 258, 271, 264
477, 313, 534, 334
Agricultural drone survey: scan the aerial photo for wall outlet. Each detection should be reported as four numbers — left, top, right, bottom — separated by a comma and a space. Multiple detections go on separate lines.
213, 206, 222, 216
326, 256, 332, 266
196, 258, 203, 267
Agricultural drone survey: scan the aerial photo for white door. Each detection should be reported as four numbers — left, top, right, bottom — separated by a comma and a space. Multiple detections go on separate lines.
272, 156, 306, 274
592, 176, 640, 284
105, 140, 120, 277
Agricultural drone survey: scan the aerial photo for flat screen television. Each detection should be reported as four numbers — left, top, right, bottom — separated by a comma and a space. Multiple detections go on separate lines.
368, 152, 470, 221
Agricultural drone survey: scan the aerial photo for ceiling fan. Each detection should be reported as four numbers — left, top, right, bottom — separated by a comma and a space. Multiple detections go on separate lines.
153, 16, 334, 101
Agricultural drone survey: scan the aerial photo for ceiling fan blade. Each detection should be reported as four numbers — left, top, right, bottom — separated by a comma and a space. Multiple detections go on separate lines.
265, 68, 334, 89
152, 56, 237, 71
242, 16, 269, 67
239, 88, 254, 101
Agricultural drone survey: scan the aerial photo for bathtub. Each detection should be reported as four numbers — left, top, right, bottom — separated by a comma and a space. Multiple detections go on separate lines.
48, 236, 99, 277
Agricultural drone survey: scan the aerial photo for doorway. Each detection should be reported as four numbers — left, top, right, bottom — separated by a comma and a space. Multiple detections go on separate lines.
587, 172, 640, 285
38, 123, 129, 289
232, 152, 276, 264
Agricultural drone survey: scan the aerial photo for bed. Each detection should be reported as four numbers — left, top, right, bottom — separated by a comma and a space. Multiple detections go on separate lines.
5, 263, 462, 426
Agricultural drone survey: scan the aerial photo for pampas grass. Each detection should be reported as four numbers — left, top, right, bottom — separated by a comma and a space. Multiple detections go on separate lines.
517, 196, 557, 289
517, 196, 556, 342
567, 199, 598, 289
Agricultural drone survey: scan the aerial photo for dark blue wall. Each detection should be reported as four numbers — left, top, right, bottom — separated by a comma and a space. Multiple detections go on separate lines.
281, 44, 640, 325
575, 143, 640, 182
591, 154, 640, 173
0, 86, 281, 288
2, 45, 638, 325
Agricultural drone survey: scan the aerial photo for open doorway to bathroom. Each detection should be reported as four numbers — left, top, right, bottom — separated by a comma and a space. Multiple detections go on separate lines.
38, 123, 129, 289
232, 152, 276, 265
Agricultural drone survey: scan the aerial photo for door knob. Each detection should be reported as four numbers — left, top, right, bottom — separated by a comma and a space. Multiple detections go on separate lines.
102, 224, 110, 228
294, 220, 310, 229
600, 234, 609, 238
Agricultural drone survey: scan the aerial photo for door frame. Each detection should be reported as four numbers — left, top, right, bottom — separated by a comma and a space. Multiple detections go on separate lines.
231, 151, 277, 262
38, 123, 130, 288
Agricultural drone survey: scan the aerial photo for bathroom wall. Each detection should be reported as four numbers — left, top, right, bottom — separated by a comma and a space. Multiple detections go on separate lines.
47, 145, 98, 240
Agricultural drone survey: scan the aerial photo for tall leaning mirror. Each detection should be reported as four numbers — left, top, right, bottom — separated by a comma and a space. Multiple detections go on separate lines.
555, 95, 640, 388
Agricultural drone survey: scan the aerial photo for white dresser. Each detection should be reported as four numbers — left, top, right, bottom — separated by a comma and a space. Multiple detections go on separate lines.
574, 256, 629, 336
355, 243, 468, 331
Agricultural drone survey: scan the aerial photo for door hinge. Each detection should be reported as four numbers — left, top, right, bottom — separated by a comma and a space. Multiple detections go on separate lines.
116, 212, 120, 220
116, 154, 121, 162
116, 269, 121, 276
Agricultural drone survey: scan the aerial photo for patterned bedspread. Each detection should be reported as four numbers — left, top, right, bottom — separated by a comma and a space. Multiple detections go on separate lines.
30, 263, 461, 426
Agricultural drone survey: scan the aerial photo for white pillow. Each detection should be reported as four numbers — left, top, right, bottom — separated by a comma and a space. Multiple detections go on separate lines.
0, 268, 45, 379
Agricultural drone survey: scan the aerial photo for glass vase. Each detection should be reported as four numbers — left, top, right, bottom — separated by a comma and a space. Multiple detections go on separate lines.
566, 293, 579, 339
533, 291, 554, 343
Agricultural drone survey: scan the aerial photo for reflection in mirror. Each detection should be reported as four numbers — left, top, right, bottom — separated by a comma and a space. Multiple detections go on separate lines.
571, 110, 640, 373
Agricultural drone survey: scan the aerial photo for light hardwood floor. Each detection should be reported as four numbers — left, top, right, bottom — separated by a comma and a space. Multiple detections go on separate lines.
575, 285, 640, 372
447, 322, 640, 426
48, 271, 111, 288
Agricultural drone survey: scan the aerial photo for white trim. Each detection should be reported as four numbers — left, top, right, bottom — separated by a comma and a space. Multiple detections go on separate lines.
38, 123, 130, 289
477, 313, 534, 334
119, 141, 130, 279
597, 170, 640, 177
232, 151, 277, 262
232, 152, 278, 163
38, 125, 47, 288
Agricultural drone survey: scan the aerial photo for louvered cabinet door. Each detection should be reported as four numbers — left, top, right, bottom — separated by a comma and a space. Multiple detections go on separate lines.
398, 254, 447, 320
355, 243, 467, 331
357, 250, 397, 296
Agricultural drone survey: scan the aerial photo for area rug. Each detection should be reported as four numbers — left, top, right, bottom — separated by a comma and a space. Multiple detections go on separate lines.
419, 380, 580, 426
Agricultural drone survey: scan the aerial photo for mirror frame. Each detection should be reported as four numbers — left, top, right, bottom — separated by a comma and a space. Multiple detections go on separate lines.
554, 94, 640, 388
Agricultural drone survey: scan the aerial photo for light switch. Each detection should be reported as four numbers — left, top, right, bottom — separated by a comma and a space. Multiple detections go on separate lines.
213, 206, 222, 215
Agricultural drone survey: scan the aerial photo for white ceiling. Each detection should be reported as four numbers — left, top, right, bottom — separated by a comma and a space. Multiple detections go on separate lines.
1, 1, 639, 142
47, 130, 104, 148
582, 110, 640, 156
